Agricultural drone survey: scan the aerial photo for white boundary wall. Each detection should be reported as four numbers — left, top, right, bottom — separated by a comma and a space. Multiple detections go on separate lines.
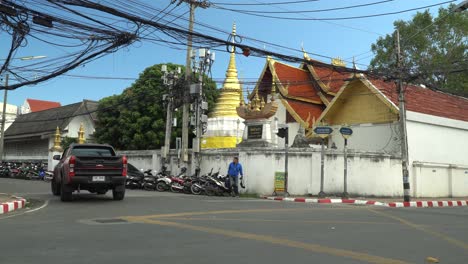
119, 147, 468, 197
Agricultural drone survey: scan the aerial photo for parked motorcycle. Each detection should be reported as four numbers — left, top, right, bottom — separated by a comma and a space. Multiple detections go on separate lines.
143, 166, 170, 191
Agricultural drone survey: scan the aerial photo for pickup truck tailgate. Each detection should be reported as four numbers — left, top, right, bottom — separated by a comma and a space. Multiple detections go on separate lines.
75, 156, 123, 176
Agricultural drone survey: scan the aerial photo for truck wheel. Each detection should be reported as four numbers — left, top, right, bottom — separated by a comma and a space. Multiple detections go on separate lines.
51, 178, 61, 196
112, 188, 125, 200
60, 178, 73, 202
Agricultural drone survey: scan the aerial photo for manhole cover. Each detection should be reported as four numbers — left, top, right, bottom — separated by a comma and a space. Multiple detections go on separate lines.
93, 218, 127, 224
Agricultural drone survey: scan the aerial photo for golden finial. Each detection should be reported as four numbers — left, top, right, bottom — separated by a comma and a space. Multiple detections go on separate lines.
51, 126, 63, 152
252, 90, 261, 111
331, 57, 346, 67
78, 123, 85, 144
302, 44, 311, 60
352, 56, 357, 70
232, 22, 236, 36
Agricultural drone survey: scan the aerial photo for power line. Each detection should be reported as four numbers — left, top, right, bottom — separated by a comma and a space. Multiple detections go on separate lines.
215, 1, 457, 21
210, 0, 319, 6
213, 0, 394, 14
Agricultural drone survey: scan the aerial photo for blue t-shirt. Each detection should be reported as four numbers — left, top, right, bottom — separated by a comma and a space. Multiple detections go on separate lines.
227, 162, 243, 177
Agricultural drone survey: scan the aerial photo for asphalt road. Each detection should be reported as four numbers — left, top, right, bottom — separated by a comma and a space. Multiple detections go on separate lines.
1, 178, 467, 264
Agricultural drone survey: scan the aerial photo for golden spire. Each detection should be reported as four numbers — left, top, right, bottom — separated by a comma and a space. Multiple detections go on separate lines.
211, 22, 242, 118
51, 126, 63, 152
302, 44, 311, 60
78, 123, 85, 144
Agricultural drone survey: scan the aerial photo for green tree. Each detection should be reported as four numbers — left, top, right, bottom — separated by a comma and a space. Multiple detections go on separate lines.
95, 63, 219, 150
369, 5, 467, 96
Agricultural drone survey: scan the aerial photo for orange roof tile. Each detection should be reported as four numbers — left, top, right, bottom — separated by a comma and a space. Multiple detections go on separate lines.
273, 62, 322, 102
369, 79, 468, 122
284, 100, 325, 127
26, 99, 61, 112
307, 64, 352, 94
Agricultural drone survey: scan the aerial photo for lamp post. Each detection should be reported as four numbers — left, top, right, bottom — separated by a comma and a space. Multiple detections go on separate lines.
0, 55, 46, 161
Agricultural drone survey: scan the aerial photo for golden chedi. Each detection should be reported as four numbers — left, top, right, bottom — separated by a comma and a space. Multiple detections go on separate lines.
201, 23, 244, 149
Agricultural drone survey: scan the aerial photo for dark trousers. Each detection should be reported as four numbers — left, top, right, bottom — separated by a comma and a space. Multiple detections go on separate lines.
229, 175, 239, 195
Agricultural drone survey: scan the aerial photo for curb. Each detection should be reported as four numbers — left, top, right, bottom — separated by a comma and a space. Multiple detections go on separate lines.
261, 196, 468, 208
0, 196, 27, 215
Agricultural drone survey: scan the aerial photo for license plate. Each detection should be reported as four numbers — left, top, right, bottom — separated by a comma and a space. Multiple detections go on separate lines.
92, 176, 105, 182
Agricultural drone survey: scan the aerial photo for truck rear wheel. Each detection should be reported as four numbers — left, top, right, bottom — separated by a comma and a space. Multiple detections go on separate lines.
112, 188, 125, 201
60, 179, 73, 202
51, 178, 61, 196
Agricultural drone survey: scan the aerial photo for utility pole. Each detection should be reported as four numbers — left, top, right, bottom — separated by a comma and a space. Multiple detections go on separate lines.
395, 29, 411, 202
176, 0, 210, 166
0, 74, 8, 162
161, 65, 181, 167
276, 125, 289, 196
191, 48, 214, 170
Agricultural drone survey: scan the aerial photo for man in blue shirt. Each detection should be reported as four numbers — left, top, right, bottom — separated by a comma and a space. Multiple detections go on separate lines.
227, 157, 243, 197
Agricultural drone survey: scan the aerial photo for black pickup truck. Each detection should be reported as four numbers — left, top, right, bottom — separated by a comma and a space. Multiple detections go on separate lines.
51, 143, 127, 202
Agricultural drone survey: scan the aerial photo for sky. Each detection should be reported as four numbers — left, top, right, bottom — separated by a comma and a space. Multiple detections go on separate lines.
0, 0, 459, 107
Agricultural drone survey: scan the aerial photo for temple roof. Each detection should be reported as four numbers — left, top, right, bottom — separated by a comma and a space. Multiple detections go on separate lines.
253, 57, 330, 128
254, 53, 468, 127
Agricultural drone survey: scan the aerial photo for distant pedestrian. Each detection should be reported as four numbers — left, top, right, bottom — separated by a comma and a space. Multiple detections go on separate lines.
227, 157, 243, 197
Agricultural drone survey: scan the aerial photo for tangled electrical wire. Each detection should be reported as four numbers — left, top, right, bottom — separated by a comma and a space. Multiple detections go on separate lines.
1, 0, 381, 92
0, 0, 139, 90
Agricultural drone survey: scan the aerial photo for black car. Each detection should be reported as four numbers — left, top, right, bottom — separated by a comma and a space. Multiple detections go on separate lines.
126, 163, 145, 189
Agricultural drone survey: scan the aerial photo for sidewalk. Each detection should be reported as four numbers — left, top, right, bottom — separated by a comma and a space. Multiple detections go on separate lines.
261, 196, 468, 208
0, 193, 27, 215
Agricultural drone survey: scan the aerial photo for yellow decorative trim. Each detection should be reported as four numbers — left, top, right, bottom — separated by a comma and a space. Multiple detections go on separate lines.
50, 126, 63, 152
331, 57, 346, 67
201, 136, 241, 149
361, 77, 399, 114
315, 76, 399, 126
78, 123, 85, 144
249, 58, 272, 100
279, 98, 310, 128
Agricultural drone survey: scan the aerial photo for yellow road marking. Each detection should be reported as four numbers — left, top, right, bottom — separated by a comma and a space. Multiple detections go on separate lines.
368, 208, 468, 251
124, 217, 411, 264
166, 217, 398, 225
124, 207, 363, 220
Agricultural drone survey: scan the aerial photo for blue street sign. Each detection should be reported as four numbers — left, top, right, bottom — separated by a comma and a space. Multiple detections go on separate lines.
313, 126, 333, 135
339, 127, 353, 136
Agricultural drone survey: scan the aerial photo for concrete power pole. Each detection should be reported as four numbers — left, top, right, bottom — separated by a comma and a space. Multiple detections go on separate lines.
0, 74, 8, 162
177, 0, 209, 165
395, 29, 411, 202
161, 65, 181, 166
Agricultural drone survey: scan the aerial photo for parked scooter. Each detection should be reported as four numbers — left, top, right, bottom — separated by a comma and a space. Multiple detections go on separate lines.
143, 166, 169, 191
205, 169, 230, 196
167, 167, 188, 193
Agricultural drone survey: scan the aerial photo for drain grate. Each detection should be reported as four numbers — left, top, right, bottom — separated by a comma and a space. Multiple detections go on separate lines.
93, 218, 127, 224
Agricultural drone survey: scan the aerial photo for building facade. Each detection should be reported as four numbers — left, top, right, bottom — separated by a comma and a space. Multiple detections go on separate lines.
4, 100, 97, 161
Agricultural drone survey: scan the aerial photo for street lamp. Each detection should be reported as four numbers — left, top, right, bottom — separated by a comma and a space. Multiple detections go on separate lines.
0, 55, 47, 161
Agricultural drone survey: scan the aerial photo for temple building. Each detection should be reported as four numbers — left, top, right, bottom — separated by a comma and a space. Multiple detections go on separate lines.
251, 52, 351, 146
201, 24, 244, 149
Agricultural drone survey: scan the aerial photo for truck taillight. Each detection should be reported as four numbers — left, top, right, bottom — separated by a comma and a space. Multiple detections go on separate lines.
122, 156, 127, 177
69, 155, 76, 178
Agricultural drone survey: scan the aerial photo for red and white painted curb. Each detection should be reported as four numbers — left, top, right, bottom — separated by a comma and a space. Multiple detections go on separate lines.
261, 196, 468, 208
0, 196, 27, 215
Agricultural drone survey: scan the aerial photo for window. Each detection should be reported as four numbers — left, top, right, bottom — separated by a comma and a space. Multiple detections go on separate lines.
70, 147, 114, 157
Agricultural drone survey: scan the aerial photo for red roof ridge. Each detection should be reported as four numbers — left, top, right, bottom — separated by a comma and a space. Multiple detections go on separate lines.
25, 98, 61, 113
